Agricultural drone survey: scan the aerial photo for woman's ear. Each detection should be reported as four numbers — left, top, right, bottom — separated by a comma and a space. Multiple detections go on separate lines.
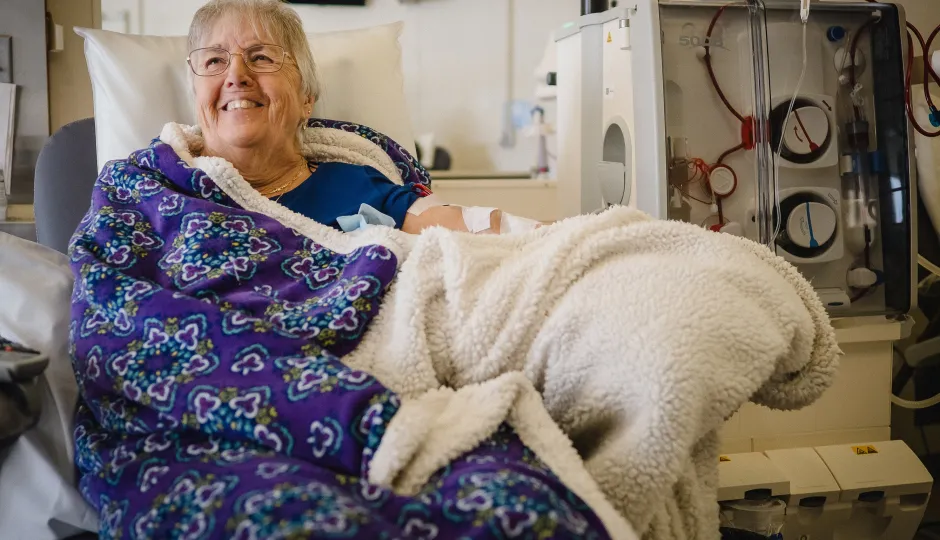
303, 95, 313, 118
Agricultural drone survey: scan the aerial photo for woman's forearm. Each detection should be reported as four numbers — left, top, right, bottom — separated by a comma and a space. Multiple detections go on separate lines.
401, 203, 544, 235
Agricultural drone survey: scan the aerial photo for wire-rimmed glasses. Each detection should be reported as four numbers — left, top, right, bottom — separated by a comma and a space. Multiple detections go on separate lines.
187, 44, 291, 76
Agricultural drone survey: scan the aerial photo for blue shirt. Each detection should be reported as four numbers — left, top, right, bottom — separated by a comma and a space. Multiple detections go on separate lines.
276, 162, 420, 230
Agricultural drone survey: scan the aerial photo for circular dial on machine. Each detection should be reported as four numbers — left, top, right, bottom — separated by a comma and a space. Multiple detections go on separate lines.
770, 98, 833, 165
783, 106, 830, 158
786, 201, 837, 249
775, 192, 840, 260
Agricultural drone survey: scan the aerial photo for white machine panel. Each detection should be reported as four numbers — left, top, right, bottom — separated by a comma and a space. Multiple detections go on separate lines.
555, 1, 915, 318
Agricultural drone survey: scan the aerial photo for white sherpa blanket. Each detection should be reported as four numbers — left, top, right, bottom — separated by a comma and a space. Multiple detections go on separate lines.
161, 122, 841, 540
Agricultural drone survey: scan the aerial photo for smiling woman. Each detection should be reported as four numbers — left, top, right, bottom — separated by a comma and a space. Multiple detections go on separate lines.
64, 0, 609, 538
180, 0, 544, 235
186, 0, 320, 197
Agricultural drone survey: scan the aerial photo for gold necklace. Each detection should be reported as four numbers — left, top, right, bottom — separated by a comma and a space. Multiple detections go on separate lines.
261, 160, 310, 199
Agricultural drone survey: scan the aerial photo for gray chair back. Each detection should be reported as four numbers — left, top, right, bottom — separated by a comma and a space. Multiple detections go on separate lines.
33, 118, 99, 254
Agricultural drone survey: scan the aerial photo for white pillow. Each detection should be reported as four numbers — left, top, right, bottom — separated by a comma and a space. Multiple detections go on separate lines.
76, 22, 416, 171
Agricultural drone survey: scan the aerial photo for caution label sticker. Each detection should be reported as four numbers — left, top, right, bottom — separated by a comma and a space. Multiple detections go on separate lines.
607, 32, 613, 43
719, 455, 731, 462
851, 445, 879, 455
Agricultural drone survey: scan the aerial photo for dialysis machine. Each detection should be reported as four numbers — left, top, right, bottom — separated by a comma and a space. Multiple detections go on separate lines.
555, 0, 916, 317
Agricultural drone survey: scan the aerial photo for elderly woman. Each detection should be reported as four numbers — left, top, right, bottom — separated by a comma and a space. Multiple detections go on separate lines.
66, 0, 611, 539
185, 0, 539, 235
68, 0, 839, 538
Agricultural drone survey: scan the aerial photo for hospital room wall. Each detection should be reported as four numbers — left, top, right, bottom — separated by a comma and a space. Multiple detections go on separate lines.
114, 0, 579, 174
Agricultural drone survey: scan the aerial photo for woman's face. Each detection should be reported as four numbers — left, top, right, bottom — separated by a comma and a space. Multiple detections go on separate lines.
193, 14, 310, 156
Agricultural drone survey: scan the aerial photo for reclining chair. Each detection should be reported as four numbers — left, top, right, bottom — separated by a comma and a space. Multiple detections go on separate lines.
34, 118, 100, 254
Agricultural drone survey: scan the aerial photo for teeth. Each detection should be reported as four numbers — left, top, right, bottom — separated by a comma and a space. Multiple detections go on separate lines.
227, 100, 259, 111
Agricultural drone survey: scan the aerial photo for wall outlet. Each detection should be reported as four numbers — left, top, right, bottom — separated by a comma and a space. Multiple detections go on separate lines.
0, 36, 10, 84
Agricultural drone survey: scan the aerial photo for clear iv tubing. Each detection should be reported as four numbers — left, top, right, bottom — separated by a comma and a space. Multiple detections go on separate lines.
769, 21, 809, 245
890, 256, 940, 410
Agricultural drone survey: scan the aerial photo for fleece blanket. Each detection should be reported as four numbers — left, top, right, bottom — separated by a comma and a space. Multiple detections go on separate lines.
68, 120, 631, 539
71, 119, 840, 540
161, 120, 839, 539
344, 213, 841, 540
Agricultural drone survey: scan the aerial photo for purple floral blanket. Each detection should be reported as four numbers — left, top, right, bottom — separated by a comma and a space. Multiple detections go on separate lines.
67, 122, 611, 539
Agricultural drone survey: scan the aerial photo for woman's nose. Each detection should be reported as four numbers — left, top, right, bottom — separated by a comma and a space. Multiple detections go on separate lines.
223, 54, 254, 87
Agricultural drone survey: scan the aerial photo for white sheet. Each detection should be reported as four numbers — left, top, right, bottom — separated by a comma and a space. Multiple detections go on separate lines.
0, 232, 98, 538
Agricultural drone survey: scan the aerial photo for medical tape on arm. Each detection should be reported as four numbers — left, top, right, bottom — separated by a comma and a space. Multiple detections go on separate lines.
406, 194, 495, 233
500, 212, 541, 233
407, 193, 448, 216
461, 207, 497, 233
406, 193, 537, 234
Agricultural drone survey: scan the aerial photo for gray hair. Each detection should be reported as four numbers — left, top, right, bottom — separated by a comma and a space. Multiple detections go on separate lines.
187, 0, 321, 102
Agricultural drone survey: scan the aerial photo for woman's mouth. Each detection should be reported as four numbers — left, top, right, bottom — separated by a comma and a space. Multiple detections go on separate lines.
222, 99, 263, 111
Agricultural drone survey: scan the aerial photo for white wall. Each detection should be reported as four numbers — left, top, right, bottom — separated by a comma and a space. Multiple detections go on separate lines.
101, 0, 580, 173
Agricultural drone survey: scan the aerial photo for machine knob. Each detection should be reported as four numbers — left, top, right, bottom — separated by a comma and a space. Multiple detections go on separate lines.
847, 267, 878, 288
708, 165, 737, 197
827, 26, 846, 42
786, 201, 837, 249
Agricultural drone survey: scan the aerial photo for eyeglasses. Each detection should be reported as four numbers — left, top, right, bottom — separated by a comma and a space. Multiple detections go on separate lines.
187, 44, 292, 76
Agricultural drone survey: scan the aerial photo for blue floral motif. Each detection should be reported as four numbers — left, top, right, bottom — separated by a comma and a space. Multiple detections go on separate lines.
75, 262, 158, 339
99, 494, 130, 539
141, 431, 175, 454
255, 461, 299, 480
273, 353, 377, 402
131, 147, 159, 171
190, 169, 229, 204
106, 314, 220, 413
158, 193, 185, 216
100, 160, 165, 204
80, 207, 164, 270
365, 244, 394, 262
220, 274, 383, 351
101, 439, 142, 487
354, 393, 399, 479
74, 413, 106, 478
438, 470, 592, 538
82, 345, 104, 385
184, 385, 295, 455
228, 480, 371, 539
280, 238, 342, 291
174, 436, 273, 467
230, 344, 268, 377
307, 417, 343, 459
136, 458, 171, 494
131, 471, 240, 540
220, 309, 267, 336
95, 395, 150, 436
159, 212, 281, 289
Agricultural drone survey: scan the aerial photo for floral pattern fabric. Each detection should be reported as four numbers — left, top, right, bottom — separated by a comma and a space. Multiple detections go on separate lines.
68, 121, 611, 539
